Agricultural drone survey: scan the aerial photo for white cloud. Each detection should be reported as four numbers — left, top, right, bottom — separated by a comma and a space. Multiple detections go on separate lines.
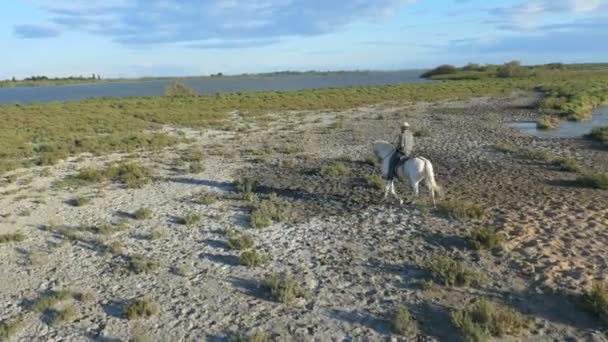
493, 0, 607, 31
18, 0, 418, 47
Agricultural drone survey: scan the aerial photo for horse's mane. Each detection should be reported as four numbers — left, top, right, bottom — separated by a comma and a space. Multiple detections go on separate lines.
372, 140, 395, 161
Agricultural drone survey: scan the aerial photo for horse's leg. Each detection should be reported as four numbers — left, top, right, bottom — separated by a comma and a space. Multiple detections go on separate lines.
390, 180, 403, 205
429, 183, 437, 208
383, 182, 391, 200
410, 179, 420, 206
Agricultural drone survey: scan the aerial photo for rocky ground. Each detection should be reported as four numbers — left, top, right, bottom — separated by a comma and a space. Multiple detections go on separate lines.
0, 92, 607, 341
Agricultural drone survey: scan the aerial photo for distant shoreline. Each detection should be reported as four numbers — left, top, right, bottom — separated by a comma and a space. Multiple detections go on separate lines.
0, 69, 425, 89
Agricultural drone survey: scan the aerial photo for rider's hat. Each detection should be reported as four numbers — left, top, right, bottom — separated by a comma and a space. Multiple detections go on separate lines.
401, 122, 410, 129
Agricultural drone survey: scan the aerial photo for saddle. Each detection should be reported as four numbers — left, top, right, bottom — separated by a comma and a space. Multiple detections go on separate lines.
387, 151, 411, 180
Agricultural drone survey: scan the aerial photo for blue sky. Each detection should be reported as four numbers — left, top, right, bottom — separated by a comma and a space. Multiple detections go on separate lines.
2, 0, 607, 79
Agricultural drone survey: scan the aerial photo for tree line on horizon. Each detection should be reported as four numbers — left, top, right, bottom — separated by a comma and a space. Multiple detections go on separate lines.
3, 74, 102, 82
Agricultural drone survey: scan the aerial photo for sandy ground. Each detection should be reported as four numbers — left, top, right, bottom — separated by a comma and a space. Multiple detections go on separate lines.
0, 92, 607, 341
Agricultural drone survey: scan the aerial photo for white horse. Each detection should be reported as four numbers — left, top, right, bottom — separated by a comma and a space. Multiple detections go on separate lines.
372, 140, 441, 207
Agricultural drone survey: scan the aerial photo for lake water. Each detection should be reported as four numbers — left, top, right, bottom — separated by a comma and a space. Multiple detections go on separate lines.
511, 106, 608, 138
0, 70, 425, 104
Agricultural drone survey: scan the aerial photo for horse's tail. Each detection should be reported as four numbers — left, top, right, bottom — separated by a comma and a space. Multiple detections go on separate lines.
420, 157, 441, 197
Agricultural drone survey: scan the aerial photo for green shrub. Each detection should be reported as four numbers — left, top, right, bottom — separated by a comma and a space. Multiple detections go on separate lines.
235, 177, 259, 193
0, 315, 24, 340
425, 254, 486, 287
107, 162, 153, 189
580, 281, 608, 325
230, 332, 270, 342
496, 61, 530, 78
577, 172, 608, 189
589, 126, 608, 144
262, 272, 305, 304
49, 305, 78, 326
240, 249, 270, 267
452, 299, 530, 341
227, 231, 254, 250
391, 307, 418, 336
128, 255, 159, 274
188, 162, 205, 174
73, 167, 106, 184
164, 80, 196, 97
365, 174, 384, 190
179, 212, 201, 226
536, 115, 560, 130
439, 199, 486, 220
421, 65, 458, 78
196, 192, 218, 205
467, 227, 504, 251
0, 232, 26, 244
33, 290, 74, 312
321, 161, 350, 177
124, 297, 159, 320
134, 207, 152, 220
493, 143, 518, 154
71, 196, 91, 207
553, 157, 580, 172
250, 195, 291, 229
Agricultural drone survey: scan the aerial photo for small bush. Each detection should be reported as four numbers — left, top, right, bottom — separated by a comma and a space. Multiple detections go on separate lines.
262, 272, 305, 304
240, 249, 270, 267
128, 255, 159, 274
74, 167, 106, 184
33, 290, 73, 312
48, 225, 84, 241
180, 148, 204, 163
536, 115, 560, 130
391, 307, 418, 336
108, 241, 124, 254
421, 65, 457, 78
520, 148, 558, 162
439, 199, 486, 220
0, 232, 26, 244
134, 207, 152, 220
0, 315, 24, 340
71, 196, 91, 207
107, 162, 153, 189
589, 126, 608, 144
230, 332, 270, 342
580, 281, 608, 324
577, 172, 608, 189
196, 192, 218, 205
553, 157, 580, 172
49, 305, 78, 326
250, 195, 291, 229
188, 162, 205, 174
227, 231, 254, 250
147, 230, 163, 240
124, 297, 159, 320
94, 222, 128, 236
179, 212, 201, 226
164, 80, 196, 97
37, 148, 68, 166
365, 174, 384, 190
467, 227, 504, 251
452, 299, 530, 341
425, 254, 486, 287
75, 291, 95, 303
496, 61, 530, 78
171, 265, 192, 277
493, 143, 518, 154
235, 177, 259, 193
322, 161, 350, 177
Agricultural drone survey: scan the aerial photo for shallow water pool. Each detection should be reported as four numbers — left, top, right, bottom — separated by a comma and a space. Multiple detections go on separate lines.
511, 106, 608, 138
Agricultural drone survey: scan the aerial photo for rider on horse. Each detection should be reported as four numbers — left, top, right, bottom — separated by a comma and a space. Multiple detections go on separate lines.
387, 122, 414, 180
